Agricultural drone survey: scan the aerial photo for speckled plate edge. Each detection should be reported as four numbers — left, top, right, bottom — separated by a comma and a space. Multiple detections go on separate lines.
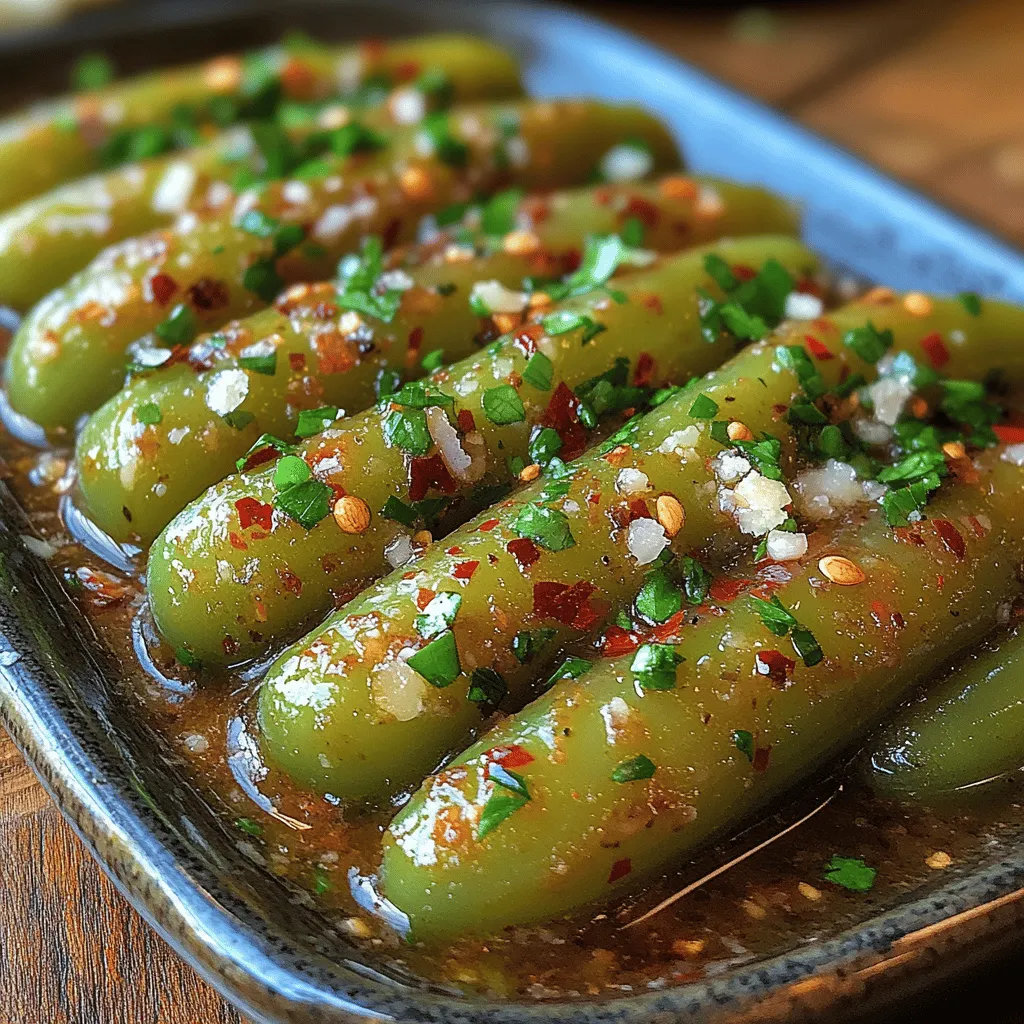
5, 2, 1024, 1022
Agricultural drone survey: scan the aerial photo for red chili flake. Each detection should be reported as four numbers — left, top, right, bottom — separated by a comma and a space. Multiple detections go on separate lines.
650, 610, 687, 642
752, 746, 772, 773
279, 58, 317, 100
623, 195, 661, 228
457, 409, 476, 433
507, 537, 540, 569
933, 518, 966, 560
446, 546, 463, 556
402, 571, 417, 580
633, 351, 655, 387
542, 382, 588, 460
289, 353, 306, 371
237, 445, 278, 474
893, 526, 926, 548
407, 325, 424, 359
235, 497, 273, 531
408, 454, 457, 501
893, 611, 906, 629
593, 186, 613, 206
149, 272, 177, 306
732, 264, 756, 282
920, 331, 950, 369
394, 59, 421, 81
453, 560, 479, 580
640, 293, 664, 315
381, 216, 401, 251
277, 568, 303, 596
994, 424, 1024, 444
222, 636, 240, 657
416, 588, 435, 610
709, 577, 752, 603
186, 277, 230, 312
628, 498, 652, 521
602, 625, 640, 657
479, 518, 500, 532
936, 574, 945, 591
754, 649, 795, 686
228, 532, 248, 551
963, 515, 989, 538
871, 600, 905, 630
804, 335, 834, 360
360, 38, 386, 60
533, 580, 598, 628
520, 195, 552, 223
488, 744, 534, 768
608, 858, 632, 883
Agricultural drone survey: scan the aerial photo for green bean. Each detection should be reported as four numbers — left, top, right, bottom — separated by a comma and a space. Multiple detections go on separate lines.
381, 445, 1024, 937
78, 176, 796, 545
0, 34, 522, 211
0, 36, 525, 309
5, 99, 680, 430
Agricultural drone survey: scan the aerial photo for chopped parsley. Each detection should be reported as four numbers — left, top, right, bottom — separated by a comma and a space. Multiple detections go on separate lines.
468, 667, 508, 707
732, 729, 755, 762
382, 407, 432, 456
619, 216, 645, 248
337, 235, 403, 322
421, 348, 445, 372
511, 628, 556, 663
749, 594, 823, 667
547, 234, 626, 302
239, 350, 277, 376
482, 384, 525, 425
478, 768, 530, 838
823, 855, 877, 892
243, 258, 284, 303
843, 322, 893, 364
419, 112, 468, 166
379, 495, 447, 527
295, 406, 339, 438
528, 426, 562, 466
234, 816, 263, 837
522, 351, 554, 391
541, 310, 606, 344
630, 643, 683, 691
72, 53, 114, 90
222, 409, 255, 431
680, 556, 711, 605
635, 568, 681, 624
958, 292, 982, 316
481, 187, 524, 235
546, 656, 592, 689
236, 432, 297, 471
155, 304, 197, 345
776, 344, 826, 400
698, 255, 794, 344
136, 402, 162, 426
272, 454, 332, 529
514, 504, 575, 551
688, 393, 719, 420
611, 754, 656, 783
408, 630, 461, 687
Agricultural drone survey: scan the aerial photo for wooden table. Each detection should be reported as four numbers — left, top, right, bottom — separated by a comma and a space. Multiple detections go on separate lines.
5, 1, 1024, 1020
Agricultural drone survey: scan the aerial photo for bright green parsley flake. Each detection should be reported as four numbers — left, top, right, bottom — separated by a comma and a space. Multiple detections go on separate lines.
635, 568, 682, 624
619, 216, 645, 248
222, 409, 255, 431
528, 426, 562, 467
680, 556, 712, 605
72, 52, 114, 90
415, 592, 462, 639
958, 292, 982, 316
511, 628, 556, 663
382, 407, 432, 456
336, 236, 402, 322
243, 258, 284, 303
408, 630, 462, 687
379, 495, 446, 527
468, 667, 508, 707
541, 310, 606, 344
295, 406, 338, 438
843, 322, 893, 364
546, 656, 591, 690
547, 234, 626, 301
688, 393, 719, 420
155, 304, 197, 345
611, 754, 656, 783
477, 768, 530, 839
881, 479, 937, 526
749, 594, 823, 667
775, 345, 826, 400
514, 504, 575, 551
421, 348, 445, 372
482, 384, 525, 425
175, 645, 201, 669
419, 112, 468, 166
481, 187, 524, 235
274, 477, 333, 530
330, 120, 387, 158
732, 730, 755, 762
239, 351, 278, 376
631, 643, 683, 691
234, 817, 263, 837
523, 351, 554, 391
817, 423, 851, 461
823, 855, 877, 892
312, 865, 332, 895
136, 402, 162, 426
235, 432, 297, 471
698, 255, 794, 344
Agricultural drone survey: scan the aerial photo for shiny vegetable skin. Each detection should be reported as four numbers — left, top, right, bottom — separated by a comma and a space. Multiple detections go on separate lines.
0, 38, 526, 309
0, 34, 522, 211
79, 176, 797, 545
381, 449, 1024, 938
5, 100, 680, 430
865, 624, 1024, 799
253, 292, 1022, 801
149, 236, 816, 670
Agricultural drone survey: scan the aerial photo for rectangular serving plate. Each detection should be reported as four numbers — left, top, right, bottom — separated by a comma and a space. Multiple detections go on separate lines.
4, 4, 1024, 1024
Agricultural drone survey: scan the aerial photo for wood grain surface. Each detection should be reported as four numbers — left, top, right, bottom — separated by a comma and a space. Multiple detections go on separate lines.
3, 1, 1024, 1021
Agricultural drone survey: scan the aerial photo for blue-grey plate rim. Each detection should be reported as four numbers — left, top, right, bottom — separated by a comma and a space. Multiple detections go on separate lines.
4, 2, 1024, 1022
